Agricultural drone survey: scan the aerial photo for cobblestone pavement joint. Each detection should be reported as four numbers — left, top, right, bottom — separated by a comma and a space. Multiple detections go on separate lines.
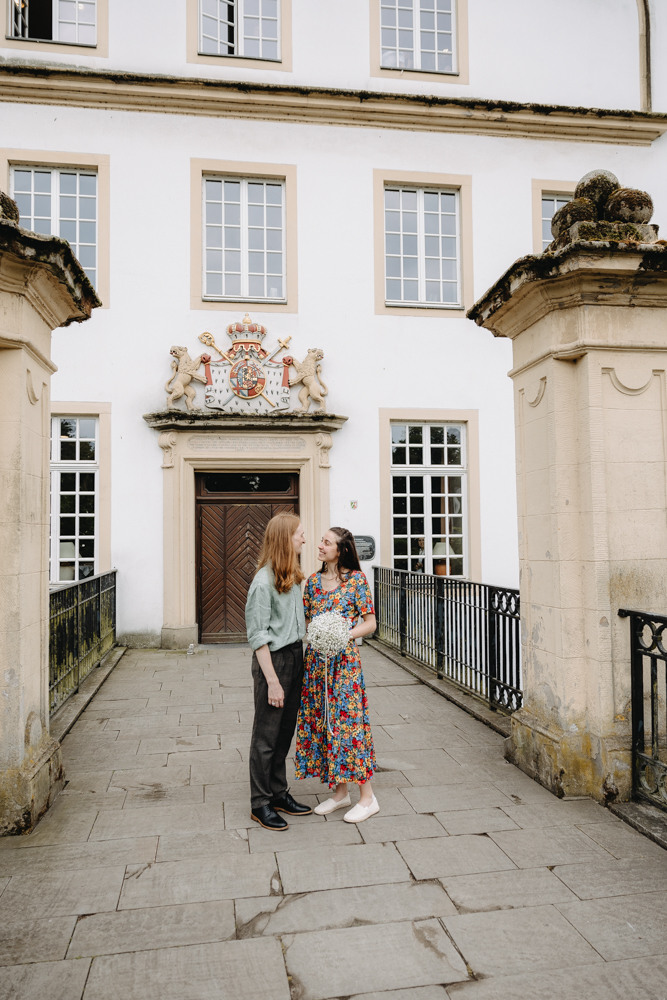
1, 644, 667, 999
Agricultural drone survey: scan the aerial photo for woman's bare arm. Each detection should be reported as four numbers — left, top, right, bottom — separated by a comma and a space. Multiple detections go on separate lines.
349, 613, 376, 640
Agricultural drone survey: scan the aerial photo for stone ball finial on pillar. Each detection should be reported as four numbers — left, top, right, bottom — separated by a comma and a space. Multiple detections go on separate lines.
604, 188, 654, 223
574, 168, 620, 212
543, 168, 659, 252
551, 198, 596, 239
0, 191, 19, 222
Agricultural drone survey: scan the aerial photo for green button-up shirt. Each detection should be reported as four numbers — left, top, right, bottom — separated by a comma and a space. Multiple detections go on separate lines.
245, 565, 306, 652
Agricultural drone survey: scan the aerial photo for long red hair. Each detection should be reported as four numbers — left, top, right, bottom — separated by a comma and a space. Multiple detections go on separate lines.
257, 513, 304, 594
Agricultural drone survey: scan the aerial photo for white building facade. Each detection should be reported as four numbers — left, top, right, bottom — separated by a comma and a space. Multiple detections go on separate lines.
2, 0, 665, 647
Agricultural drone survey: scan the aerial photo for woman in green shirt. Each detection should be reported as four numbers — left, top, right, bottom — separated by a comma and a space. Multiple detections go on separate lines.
245, 512, 311, 831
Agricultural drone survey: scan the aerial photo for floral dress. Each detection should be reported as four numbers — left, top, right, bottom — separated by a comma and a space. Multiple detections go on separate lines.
295, 571, 376, 788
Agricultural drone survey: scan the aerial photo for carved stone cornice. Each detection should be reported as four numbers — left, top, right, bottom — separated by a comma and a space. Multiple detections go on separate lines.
0, 220, 101, 327
1, 65, 666, 146
143, 410, 348, 433
467, 241, 667, 340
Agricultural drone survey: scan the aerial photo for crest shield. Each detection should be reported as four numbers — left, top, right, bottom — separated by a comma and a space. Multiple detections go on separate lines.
202, 315, 291, 414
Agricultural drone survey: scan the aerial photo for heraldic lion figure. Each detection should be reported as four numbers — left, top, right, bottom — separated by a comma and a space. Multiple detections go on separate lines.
289, 348, 328, 413
165, 346, 206, 411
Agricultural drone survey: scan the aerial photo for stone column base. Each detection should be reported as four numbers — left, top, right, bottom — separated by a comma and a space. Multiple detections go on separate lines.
0, 738, 64, 837
161, 624, 199, 649
505, 709, 632, 803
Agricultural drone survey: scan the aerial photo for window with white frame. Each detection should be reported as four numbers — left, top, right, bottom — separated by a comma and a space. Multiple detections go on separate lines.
385, 186, 460, 306
204, 175, 285, 301
381, 0, 455, 73
11, 166, 98, 288
391, 423, 466, 576
200, 0, 280, 60
10, 0, 96, 44
50, 417, 99, 582
541, 193, 571, 251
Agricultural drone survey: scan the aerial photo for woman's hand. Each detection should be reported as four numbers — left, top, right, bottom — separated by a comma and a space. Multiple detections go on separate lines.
255, 644, 285, 708
267, 680, 285, 708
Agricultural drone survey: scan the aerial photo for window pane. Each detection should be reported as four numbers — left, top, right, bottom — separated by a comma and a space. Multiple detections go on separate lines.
384, 186, 459, 305
205, 176, 284, 300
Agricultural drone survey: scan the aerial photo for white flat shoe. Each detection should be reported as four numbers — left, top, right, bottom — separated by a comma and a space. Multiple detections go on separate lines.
343, 795, 380, 823
314, 793, 351, 815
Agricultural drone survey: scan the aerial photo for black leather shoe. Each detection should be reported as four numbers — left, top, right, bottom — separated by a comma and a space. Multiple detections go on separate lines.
251, 805, 289, 831
272, 791, 313, 816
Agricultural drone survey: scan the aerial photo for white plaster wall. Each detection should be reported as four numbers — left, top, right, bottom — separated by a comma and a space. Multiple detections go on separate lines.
1, 45, 665, 640
0, 0, 643, 110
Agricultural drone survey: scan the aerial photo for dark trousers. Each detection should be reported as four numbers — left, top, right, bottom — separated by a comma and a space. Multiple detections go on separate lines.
249, 639, 304, 809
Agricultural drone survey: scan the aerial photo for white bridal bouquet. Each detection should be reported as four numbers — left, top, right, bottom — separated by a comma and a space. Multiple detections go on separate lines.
306, 612, 351, 736
306, 611, 351, 658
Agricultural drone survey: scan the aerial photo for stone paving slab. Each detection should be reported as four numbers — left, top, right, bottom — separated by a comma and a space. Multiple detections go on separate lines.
282, 919, 468, 998
136, 735, 221, 755
277, 842, 411, 893
109, 764, 192, 790
82, 937, 290, 1000
554, 890, 667, 961
552, 856, 667, 898
435, 808, 519, 835
0, 837, 158, 876
156, 829, 249, 861
443, 955, 667, 999
118, 853, 280, 908
397, 835, 516, 879
236, 881, 458, 937
576, 820, 667, 859
0, 866, 125, 918
359, 813, 446, 844
0, 957, 91, 1000
123, 784, 204, 808
440, 867, 578, 912
89, 803, 225, 840
402, 783, 515, 813
68, 899, 236, 958
487, 826, 614, 868
0, 915, 77, 966
443, 903, 603, 977
499, 799, 619, 829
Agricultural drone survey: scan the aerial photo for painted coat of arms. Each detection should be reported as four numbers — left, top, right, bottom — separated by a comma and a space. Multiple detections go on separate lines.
201, 315, 292, 414
164, 314, 328, 414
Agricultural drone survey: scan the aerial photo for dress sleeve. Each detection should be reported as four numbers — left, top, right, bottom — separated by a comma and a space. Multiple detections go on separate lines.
352, 571, 374, 616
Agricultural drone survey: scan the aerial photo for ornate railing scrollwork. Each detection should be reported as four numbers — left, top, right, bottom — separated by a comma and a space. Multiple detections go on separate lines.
619, 607, 667, 814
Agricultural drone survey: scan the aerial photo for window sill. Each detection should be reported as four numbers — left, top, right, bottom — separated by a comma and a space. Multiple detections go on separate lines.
197, 51, 281, 63
379, 66, 459, 77
202, 296, 288, 305
5, 36, 97, 48
385, 301, 462, 310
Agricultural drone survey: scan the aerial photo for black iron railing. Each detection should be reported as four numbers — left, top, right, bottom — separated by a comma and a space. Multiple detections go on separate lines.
49, 570, 117, 715
374, 567, 522, 712
619, 608, 667, 813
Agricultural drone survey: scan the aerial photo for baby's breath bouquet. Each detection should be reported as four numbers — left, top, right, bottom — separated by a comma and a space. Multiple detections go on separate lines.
306, 612, 352, 736
306, 611, 351, 658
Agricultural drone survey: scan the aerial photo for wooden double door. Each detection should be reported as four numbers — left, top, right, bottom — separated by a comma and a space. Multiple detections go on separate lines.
196, 472, 299, 643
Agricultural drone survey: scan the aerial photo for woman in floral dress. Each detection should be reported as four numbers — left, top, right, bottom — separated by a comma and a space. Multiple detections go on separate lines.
295, 527, 379, 823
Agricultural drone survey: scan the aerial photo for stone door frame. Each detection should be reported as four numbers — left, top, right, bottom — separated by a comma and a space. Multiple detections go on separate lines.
145, 415, 347, 649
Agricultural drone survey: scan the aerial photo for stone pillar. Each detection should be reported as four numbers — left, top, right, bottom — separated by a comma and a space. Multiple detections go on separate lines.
0, 194, 99, 835
468, 170, 667, 802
